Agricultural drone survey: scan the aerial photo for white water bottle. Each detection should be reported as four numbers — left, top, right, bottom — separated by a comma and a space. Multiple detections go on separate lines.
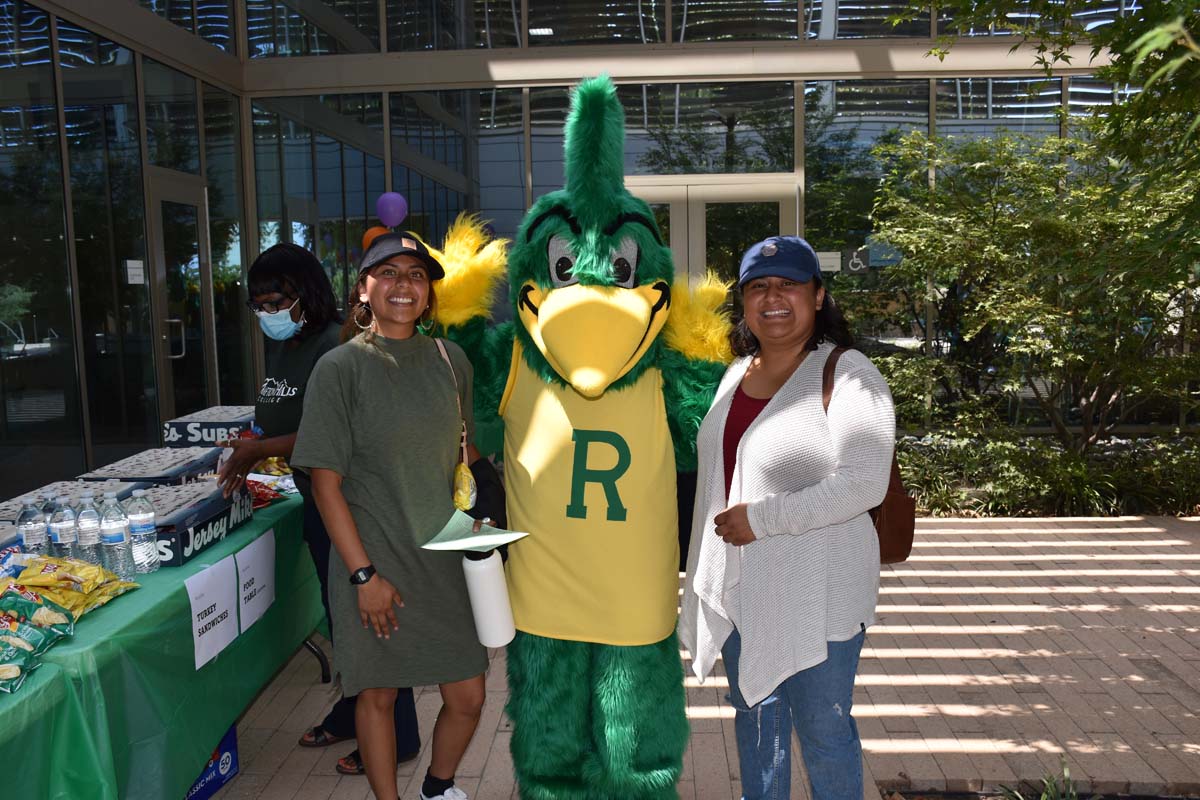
74, 492, 103, 565
48, 495, 78, 560
100, 491, 135, 581
16, 500, 49, 556
461, 550, 515, 648
124, 489, 160, 574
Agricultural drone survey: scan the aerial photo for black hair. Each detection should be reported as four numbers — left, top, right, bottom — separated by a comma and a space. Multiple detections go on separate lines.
247, 243, 341, 339
729, 275, 854, 357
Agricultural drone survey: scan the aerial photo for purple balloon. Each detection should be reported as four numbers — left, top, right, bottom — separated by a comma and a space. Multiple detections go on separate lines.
376, 192, 409, 228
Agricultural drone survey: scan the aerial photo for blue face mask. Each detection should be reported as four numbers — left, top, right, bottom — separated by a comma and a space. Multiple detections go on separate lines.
257, 304, 303, 340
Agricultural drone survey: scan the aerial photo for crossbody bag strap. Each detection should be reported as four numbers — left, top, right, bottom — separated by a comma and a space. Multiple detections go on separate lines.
434, 338, 469, 463
821, 346, 850, 413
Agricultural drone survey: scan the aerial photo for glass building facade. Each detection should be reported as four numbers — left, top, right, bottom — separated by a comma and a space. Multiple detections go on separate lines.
1, 0, 1137, 491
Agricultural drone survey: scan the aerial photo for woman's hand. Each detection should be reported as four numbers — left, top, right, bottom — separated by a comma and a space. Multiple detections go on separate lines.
217, 439, 263, 497
357, 574, 404, 639
714, 503, 757, 546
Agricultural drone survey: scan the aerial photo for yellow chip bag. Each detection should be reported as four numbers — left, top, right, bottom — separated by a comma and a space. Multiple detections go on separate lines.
22, 585, 91, 622
17, 555, 115, 595
81, 580, 138, 615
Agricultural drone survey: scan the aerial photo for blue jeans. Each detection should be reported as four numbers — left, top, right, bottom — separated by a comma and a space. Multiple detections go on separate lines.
722, 628, 865, 800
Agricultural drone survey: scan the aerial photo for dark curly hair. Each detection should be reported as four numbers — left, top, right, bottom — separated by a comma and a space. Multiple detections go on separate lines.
729, 275, 854, 357
248, 243, 341, 339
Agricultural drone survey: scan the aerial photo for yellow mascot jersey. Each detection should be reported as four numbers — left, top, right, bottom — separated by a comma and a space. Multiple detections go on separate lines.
499, 342, 679, 645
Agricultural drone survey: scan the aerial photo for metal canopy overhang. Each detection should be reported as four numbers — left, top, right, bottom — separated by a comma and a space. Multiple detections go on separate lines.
239, 40, 1109, 96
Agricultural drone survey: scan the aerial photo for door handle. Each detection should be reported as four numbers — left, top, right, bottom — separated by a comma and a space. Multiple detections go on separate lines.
166, 318, 186, 360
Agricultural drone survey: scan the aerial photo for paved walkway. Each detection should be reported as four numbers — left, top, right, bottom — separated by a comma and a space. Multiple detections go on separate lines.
214, 516, 1200, 799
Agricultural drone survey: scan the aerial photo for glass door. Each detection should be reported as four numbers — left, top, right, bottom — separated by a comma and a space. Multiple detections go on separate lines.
629, 180, 798, 290
146, 167, 219, 422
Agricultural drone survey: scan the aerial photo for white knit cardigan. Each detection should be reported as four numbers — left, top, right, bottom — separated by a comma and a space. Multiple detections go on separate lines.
678, 342, 896, 706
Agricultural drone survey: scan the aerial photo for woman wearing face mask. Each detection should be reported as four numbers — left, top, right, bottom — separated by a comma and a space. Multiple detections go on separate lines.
219, 242, 420, 776
218, 243, 342, 496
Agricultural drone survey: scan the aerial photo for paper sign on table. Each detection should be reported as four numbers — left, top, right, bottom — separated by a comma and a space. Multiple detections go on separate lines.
420, 509, 528, 553
184, 555, 239, 670
235, 527, 275, 632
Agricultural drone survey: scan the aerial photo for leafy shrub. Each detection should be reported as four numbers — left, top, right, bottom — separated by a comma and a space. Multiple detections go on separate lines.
898, 432, 1200, 516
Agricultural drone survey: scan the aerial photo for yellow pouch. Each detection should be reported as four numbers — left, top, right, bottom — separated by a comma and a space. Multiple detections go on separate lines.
454, 461, 477, 511
436, 339, 477, 511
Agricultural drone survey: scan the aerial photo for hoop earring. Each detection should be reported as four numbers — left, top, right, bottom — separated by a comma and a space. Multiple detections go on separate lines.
417, 319, 434, 336
353, 302, 373, 331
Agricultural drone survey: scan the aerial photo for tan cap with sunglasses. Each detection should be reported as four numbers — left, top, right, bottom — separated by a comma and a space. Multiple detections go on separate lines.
358, 232, 445, 280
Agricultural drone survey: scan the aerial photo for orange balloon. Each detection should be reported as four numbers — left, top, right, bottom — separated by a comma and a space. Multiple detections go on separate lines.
362, 225, 391, 252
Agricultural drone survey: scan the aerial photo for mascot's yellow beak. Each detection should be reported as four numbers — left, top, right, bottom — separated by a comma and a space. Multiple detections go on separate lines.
518, 281, 671, 398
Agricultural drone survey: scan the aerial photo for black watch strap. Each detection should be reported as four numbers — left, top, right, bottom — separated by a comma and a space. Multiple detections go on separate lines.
349, 564, 376, 585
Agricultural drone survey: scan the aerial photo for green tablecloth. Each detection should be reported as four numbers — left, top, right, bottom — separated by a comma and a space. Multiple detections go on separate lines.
4, 495, 320, 800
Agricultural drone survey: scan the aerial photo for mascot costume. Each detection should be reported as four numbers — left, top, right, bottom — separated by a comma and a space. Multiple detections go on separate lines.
432, 76, 731, 799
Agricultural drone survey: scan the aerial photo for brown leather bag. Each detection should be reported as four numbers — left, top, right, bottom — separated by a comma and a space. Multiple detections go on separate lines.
822, 347, 915, 564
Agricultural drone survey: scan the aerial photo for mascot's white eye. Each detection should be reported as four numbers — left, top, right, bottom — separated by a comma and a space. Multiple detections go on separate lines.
547, 234, 579, 288
610, 237, 638, 288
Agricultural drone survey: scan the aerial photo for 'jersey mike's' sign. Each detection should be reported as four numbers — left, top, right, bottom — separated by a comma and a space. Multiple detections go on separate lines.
156, 487, 254, 567
162, 406, 256, 448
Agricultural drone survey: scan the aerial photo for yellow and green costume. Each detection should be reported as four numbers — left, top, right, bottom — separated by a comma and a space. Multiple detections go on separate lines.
434, 76, 731, 800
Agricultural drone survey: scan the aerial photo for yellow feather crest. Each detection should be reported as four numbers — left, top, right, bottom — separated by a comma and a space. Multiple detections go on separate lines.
428, 213, 510, 327
663, 272, 734, 364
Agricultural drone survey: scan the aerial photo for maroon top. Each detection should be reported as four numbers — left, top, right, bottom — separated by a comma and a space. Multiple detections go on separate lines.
723, 384, 771, 501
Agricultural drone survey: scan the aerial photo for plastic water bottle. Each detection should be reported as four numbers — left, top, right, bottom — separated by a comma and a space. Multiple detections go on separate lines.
48, 495, 78, 560
16, 500, 49, 556
124, 489, 159, 574
74, 492, 103, 565
99, 491, 135, 581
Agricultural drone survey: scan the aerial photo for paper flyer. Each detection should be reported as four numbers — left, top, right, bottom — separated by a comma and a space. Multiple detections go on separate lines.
421, 509, 528, 553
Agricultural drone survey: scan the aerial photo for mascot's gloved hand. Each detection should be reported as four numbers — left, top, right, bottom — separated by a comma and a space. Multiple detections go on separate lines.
467, 456, 509, 562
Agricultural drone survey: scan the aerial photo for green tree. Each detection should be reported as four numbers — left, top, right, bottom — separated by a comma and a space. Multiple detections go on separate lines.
898, 0, 1200, 261
872, 127, 1200, 453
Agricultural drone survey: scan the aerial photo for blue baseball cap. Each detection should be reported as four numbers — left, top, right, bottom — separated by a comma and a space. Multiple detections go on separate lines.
737, 236, 821, 287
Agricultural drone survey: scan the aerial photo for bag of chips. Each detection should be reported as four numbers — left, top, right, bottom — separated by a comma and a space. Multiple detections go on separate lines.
80, 580, 139, 615
0, 546, 24, 581
16, 555, 115, 595
0, 638, 38, 693
0, 583, 75, 635
0, 613, 64, 656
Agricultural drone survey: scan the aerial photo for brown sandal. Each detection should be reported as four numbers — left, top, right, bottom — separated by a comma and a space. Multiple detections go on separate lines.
336, 750, 364, 775
335, 748, 419, 776
297, 725, 352, 748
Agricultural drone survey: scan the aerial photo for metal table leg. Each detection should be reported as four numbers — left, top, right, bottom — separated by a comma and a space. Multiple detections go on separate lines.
303, 636, 331, 683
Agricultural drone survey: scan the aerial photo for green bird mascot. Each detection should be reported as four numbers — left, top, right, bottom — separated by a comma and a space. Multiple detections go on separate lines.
433, 75, 732, 800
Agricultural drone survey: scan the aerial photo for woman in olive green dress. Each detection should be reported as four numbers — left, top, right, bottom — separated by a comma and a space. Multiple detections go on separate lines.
292, 233, 487, 800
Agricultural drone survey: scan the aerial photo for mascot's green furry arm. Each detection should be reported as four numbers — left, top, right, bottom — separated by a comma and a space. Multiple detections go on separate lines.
432, 76, 731, 800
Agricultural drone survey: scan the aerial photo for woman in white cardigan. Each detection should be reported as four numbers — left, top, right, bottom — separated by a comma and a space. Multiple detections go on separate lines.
679, 235, 895, 800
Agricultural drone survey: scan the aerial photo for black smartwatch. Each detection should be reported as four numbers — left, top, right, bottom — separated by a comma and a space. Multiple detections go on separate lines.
349, 565, 376, 585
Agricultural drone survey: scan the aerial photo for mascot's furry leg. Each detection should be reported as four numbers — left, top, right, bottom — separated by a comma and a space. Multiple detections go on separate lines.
507, 632, 687, 800
507, 633, 593, 800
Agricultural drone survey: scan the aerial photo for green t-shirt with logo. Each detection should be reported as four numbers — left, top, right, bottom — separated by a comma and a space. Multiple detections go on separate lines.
254, 321, 342, 438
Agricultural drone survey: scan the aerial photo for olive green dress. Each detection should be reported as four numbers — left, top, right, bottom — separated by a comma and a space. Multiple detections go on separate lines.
291, 331, 487, 694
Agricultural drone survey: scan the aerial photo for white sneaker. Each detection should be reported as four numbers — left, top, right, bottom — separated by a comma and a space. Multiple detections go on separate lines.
419, 787, 468, 800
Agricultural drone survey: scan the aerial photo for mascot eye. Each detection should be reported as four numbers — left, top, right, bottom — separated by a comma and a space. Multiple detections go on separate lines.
610, 237, 639, 289
547, 234, 579, 288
